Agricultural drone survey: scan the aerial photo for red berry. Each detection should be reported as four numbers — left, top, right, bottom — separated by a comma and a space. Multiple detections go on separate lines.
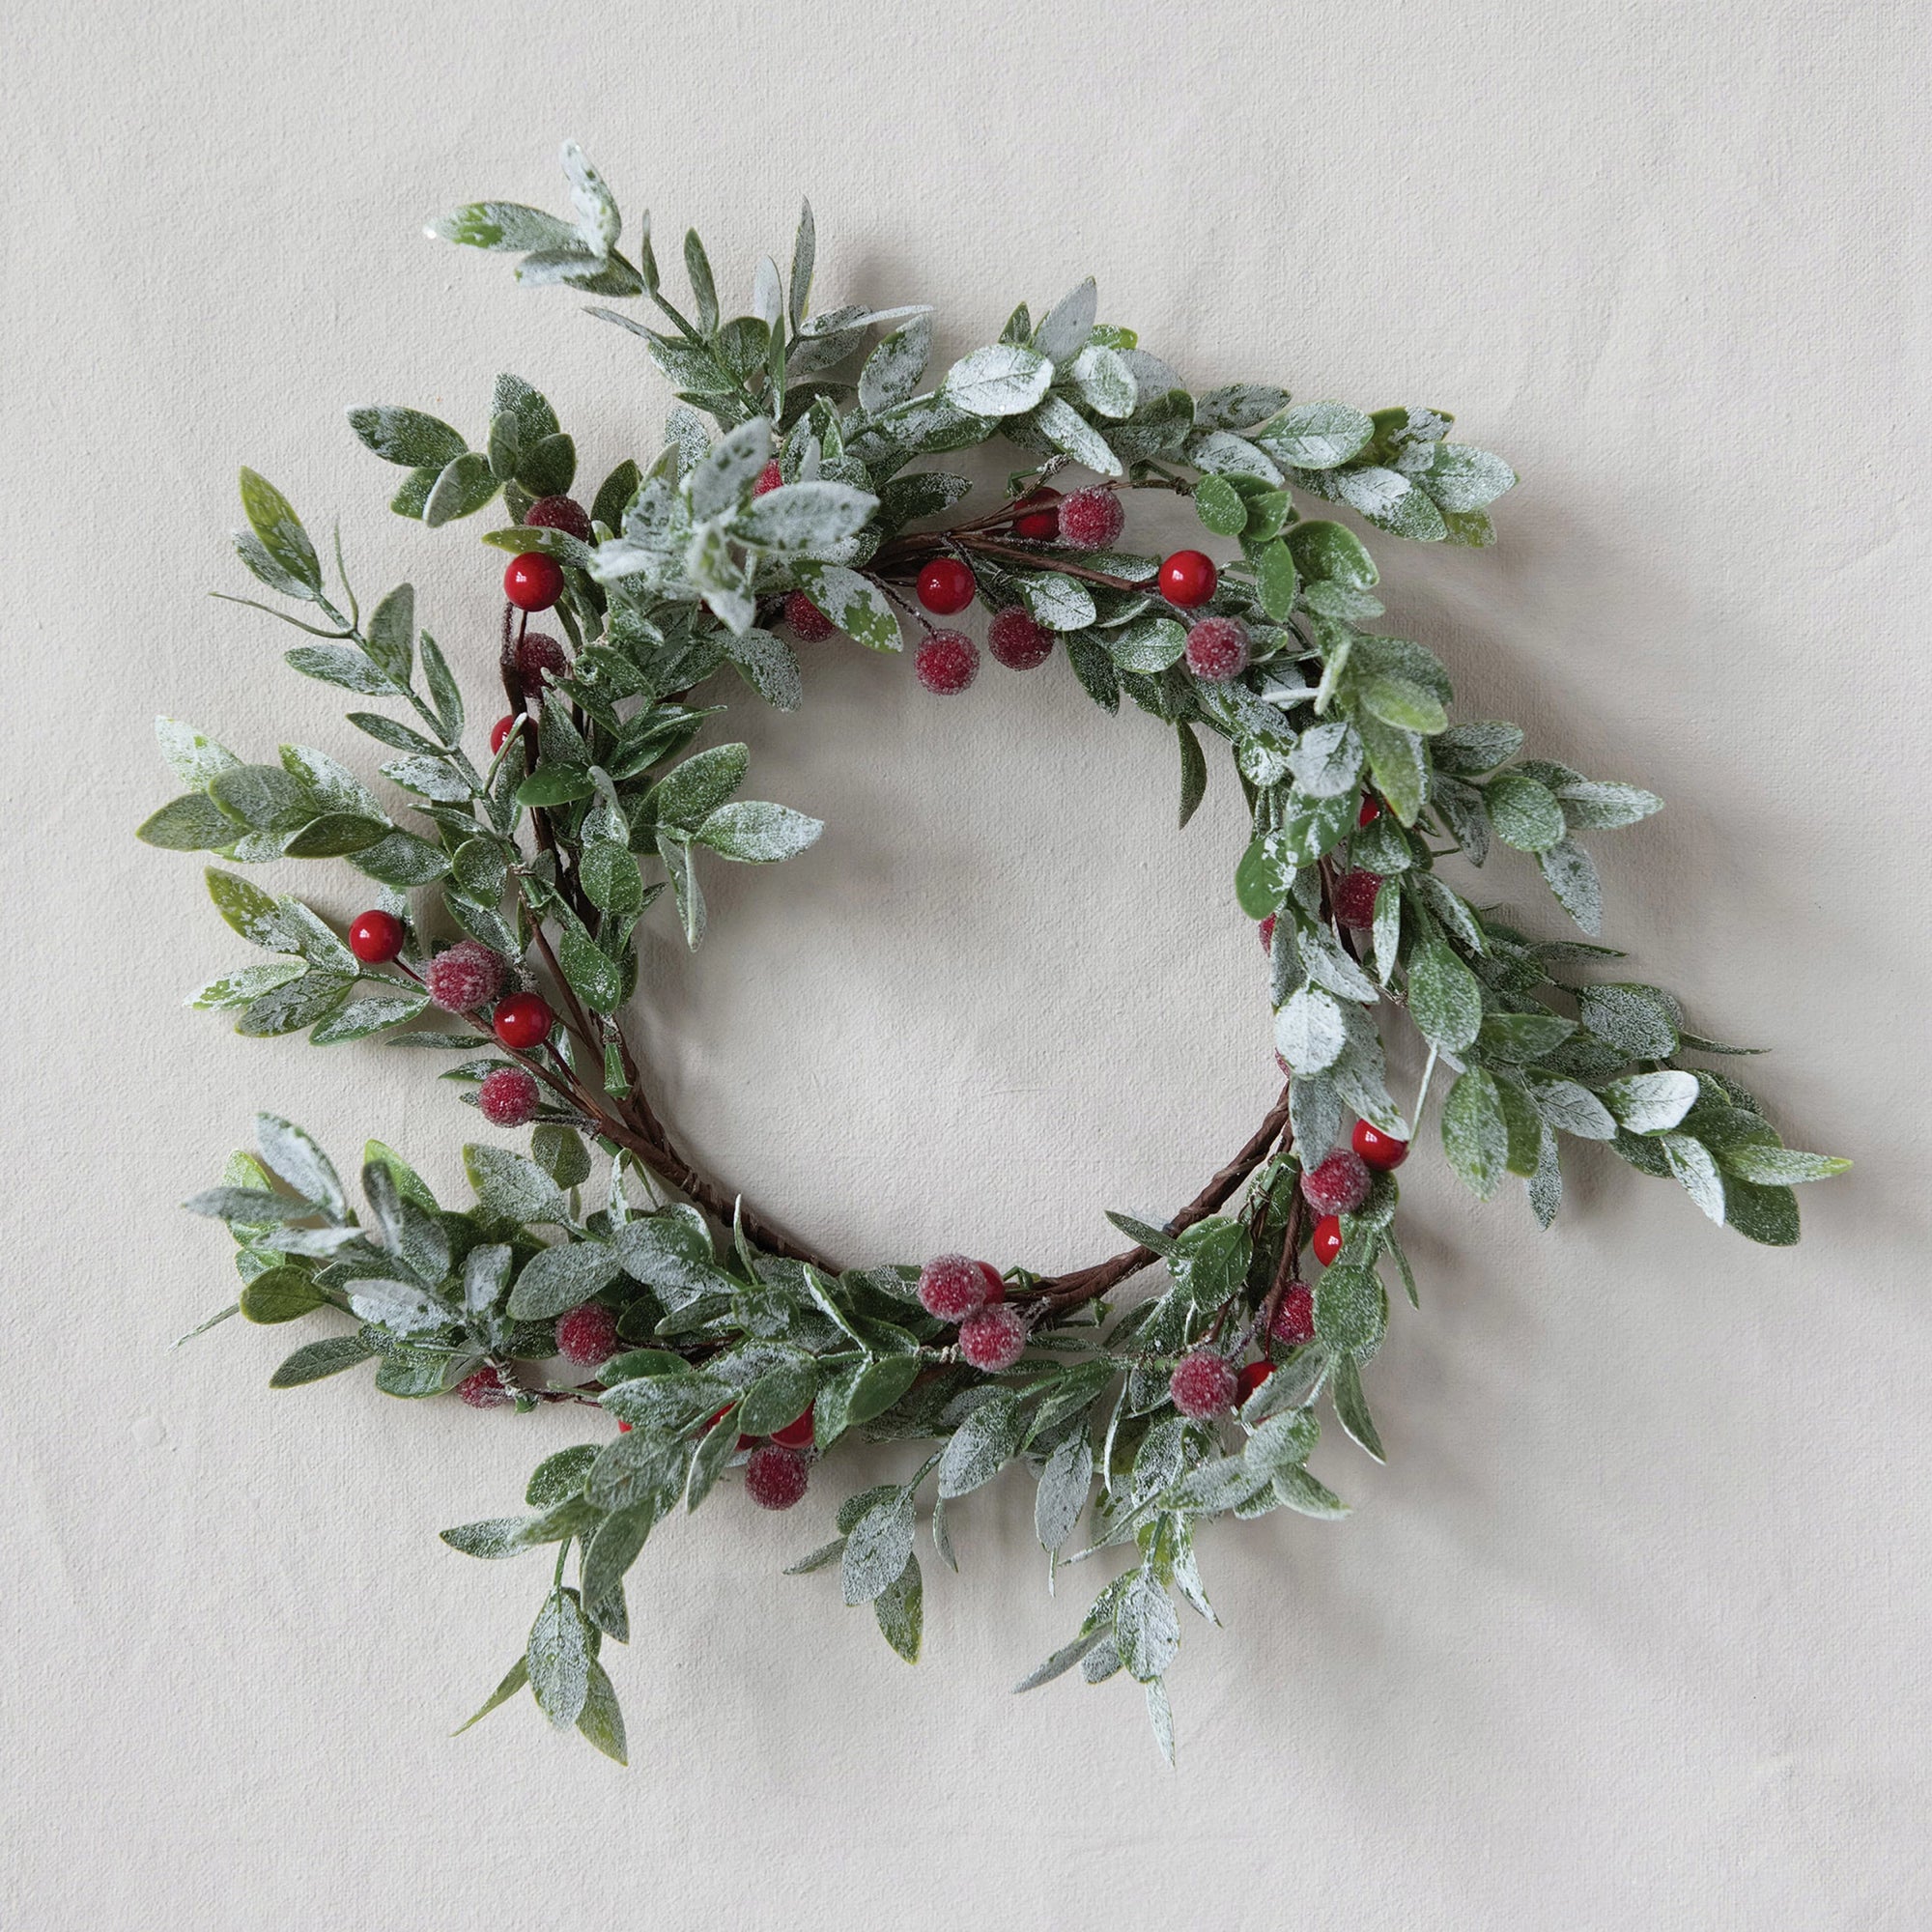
1159, 550, 1218, 608
783, 590, 836, 641
1010, 486, 1062, 540
616, 1419, 632, 1433
458, 1366, 512, 1409
347, 909, 404, 965
987, 606, 1053, 670
745, 1444, 810, 1511
423, 940, 505, 1013
492, 991, 554, 1051
1301, 1148, 1372, 1216
753, 460, 784, 497
770, 1405, 816, 1451
1358, 795, 1381, 826
1352, 1120, 1410, 1171
525, 496, 593, 542
1236, 1360, 1274, 1401
1332, 869, 1382, 928
503, 553, 564, 611
1270, 1282, 1316, 1347
478, 1065, 540, 1127
915, 629, 978, 695
1184, 615, 1250, 681
516, 631, 569, 687
490, 714, 517, 753
918, 1254, 990, 1321
917, 556, 976, 614
555, 1302, 620, 1368
1058, 486, 1125, 552
977, 1261, 1006, 1304
958, 1302, 1028, 1372
1169, 1349, 1237, 1419
1311, 1215, 1345, 1267
1258, 912, 1276, 955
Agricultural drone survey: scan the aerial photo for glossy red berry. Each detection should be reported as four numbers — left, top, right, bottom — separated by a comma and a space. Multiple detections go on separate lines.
1236, 1360, 1274, 1401
745, 1444, 810, 1511
1058, 485, 1125, 552
516, 631, 569, 687
490, 714, 517, 753
1170, 1349, 1238, 1419
987, 606, 1053, 670
977, 1261, 1006, 1304
770, 1405, 816, 1450
1352, 1120, 1410, 1171
555, 1302, 620, 1368
1358, 795, 1381, 826
1301, 1148, 1372, 1216
783, 590, 835, 641
1311, 1215, 1345, 1267
1185, 615, 1250, 681
478, 1065, 540, 1127
616, 1419, 633, 1433
917, 556, 976, 614
958, 1303, 1028, 1372
503, 553, 564, 612
753, 460, 784, 497
1332, 869, 1382, 928
915, 630, 978, 695
1258, 912, 1277, 955
492, 992, 554, 1051
918, 1254, 990, 1321
424, 940, 505, 1013
1270, 1282, 1316, 1347
457, 1366, 512, 1409
348, 909, 405, 965
525, 496, 593, 542
1010, 486, 1062, 540
1159, 550, 1218, 608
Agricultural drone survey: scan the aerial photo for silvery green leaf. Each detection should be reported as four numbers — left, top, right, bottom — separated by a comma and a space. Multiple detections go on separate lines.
1600, 1070, 1699, 1134
380, 753, 470, 803
347, 1278, 447, 1335
465, 1145, 570, 1225
422, 451, 498, 527
280, 744, 385, 824
1442, 1066, 1509, 1198
137, 793, 236, 851
1033, 394, 1122, 475
269, 1334, 377, 1387
734, 479, 876, 554
1288, 720, 1364, 797
1477, 1011, 1577, 1061
859, 314, 932, 414
612, 1211, 733, 1303
1036, 1427, 1094, 1552
1358, 672, 1448, 737
506, 1241, 623, 1321
454, 1655, 529, 1733
347, 406, 467, 470
1244, 1406, 1319, 1472
1256, 401, 1375, 470
1247, 1346, 1333, 1422
874, 1554, 923, 1663
1116, 1571, 1179, 1683
1199, 384, 1293, 430
1408, 941, 1484, 1051
689, 418, 771, 519
254, 1115, 345, 1216
1408, 873, 1485, 954
657, 832, 705, 949
576, 1658, 628, 1765
349, 830, 451, 889
1272, 1464, 1350, 1519
559, 141, 620, 253
527, 1588, 590, 1731
1434, 721, 1524, 774
238, 469, 321, 593
1423, 443, 1518, 512
427, 200, 580, 253
1298, 922, 1380, 1003
792, 561, 901, 652
463, 1243, 510, 1319
1718, 1146, 1850, 1184
1373, 878, 1403, 985
1067, 344, 1136, 418
182, 1184, 304, 1224
186, 960, 305, 1009
1275, 985, 1347, 1075
156, 717, 241, 791
1315, 1264, 1384, 1357
1015, 571, 1095, 632
942, 344, 1053, 416
1013, 1628, 1106, 1692
1288, 1072, 1343, 1167
1146, 1678, 1176, 1767
1161, 1457, 1266, 1514
1487, 772, 1567, 852
1276, 789, 1358, 865
841, 1491, 917, 1605
1661, 1133, 1726, 1223
938, 1390, 1028, 1498
1108, 615, 1187, 671
788, 200, 814, 330
750, 254, 782, 328
1577, 982, 1680, 1058
1553, 779, 1663, 830
693, 800, 823, 863
785, 1538, 848, 1577
1033, 277, 1096, 365
236, 971, 353, 1037
1524, 1072, 1618, 1139
1331, 1355, 1384, 1462
1321, 464, 1446, 541
1538, 838, 1602, 934
282, 644, 398, 698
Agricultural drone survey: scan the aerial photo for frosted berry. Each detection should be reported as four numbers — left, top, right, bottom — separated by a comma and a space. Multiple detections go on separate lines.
745, 1444, 810, 1511
987, 606, 1053, 670
1185, 615, 1250, 681
784, 590, 835, 641
424, 940, 504, 1013
1270, 1281, 1316, 1347
490, 714, 516, 753
1159, 549, 1218, 608
348, 909, 405, 965
503, 553, 563, 611
1058, 485, 1124, 552
457, 1366, 512, 1409
1332, 869, 1381, 928
1352, 1120, 1410, 1171
1358, 795, 1381, 826
753, 460, 784, 497
958, 1302, 1028, 1372
516, 631, 569, 687
977, 1261, 1006, 1303
477, 1065, 540, 1128
1258, 912, 1277, 955
1170, 1349, 1238, 1419
1301, 1148, 1372, 1216
915, 630, 978, 695
1311, 1215, 1345, 1267
492, 991, 554, 1051
1010, 486, 1062, 540
525, 496, 593, 542
771, 1406, 815, 1451
555, 1301, 620, 1368
918, 1253, 990, 1321
1236, 1360, 1274, 1402
917, 556, 976, 614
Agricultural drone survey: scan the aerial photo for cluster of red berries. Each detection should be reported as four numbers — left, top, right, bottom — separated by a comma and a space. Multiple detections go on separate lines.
740, 1388, 817, 1511
1306, 1121, 1409, 1267
500, 495, 594, 613
916, 1254, 1029, 1371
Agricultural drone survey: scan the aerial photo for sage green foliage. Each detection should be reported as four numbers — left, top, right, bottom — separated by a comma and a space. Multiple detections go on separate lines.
147, 144, 1844, 1769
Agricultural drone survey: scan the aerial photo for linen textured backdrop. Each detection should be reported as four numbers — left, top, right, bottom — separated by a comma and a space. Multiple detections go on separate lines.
6, 3, 1927, 1926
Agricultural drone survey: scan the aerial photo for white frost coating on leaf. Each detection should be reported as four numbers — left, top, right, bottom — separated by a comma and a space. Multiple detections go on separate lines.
694, 801, 822, 864
942, 344, 1053, 417
1539, 838, 1603, 934
1033, 277, 1097, 366
859, 314, 932, 416
349, 1278, 448, 1335
1601, 1070, 1699, 1134
733, 480, 876, 554
1662, 1133, 1726, 1222
1275, 984, 1347, 1075
1068, 344, 1136, 419
689, 418, 771, 521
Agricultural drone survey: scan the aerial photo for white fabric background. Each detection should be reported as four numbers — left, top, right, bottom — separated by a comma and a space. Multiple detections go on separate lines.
6, 3, 1927, 1926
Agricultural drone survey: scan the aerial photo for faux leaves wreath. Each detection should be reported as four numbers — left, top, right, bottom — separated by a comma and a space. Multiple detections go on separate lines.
141, 144, 1847, 1765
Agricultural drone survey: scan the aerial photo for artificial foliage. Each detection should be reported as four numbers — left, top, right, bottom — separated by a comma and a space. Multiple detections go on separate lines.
141, 144, 1847, 1765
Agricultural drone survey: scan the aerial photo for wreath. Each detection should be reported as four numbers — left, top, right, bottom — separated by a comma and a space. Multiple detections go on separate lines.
140, 144, 1847, 1766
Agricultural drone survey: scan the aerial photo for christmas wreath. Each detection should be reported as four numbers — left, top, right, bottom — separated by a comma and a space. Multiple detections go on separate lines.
141, 144, 1847, 1765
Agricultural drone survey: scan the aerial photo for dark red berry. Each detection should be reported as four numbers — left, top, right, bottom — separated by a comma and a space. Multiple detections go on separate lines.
1010, 486, 1062, 540
555, 1302, 620, 1368
1312, 1215, 1345, 1267
1258, 912, 1276, 955
977, 1261, 1006, 1304
1185, 615, 1249, 680
917, 556, 976, 614
1352, 1120, 1409, 1171
958, 1303, 1028, 1372
516, 631, 569, 687
458, 1366, 512, 1409
1058, 486, 1125, 552
424, 941, 505, 1014
770, 1405, 816, 1450
1270, 1282, 1316, 1347
1358, 795, 1381, 826
492, 992, 554, 1051
915, 630, 978, 695
1170, 1349, 1237, 1419
348, 909, 404, 965
503, 553, 564, 612
525, 496, 593, 542
753, 460, 784, 497
1301, 1148, 1372, 1215
745, 1444, 810, 1511
477, 1065, 540, 1127
490, 714, 516, 753
1236, 1360, 1274, 1401
987, 606, 1053, 670
1332, 869, 1382, 928
919, 1254, 990, 1321
783, 590, 836, 641
1159, 550, 1218, 608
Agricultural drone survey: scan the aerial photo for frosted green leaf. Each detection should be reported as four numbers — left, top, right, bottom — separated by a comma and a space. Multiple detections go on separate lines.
874, 1555, 923, 1663
1036, 1428, 1093, 1553
1015, 572, 1096, 632
1424, 443, 1518, 512
694, 801, 823, 863
1487, 772, 1566, 852
238, 469, 321, 593
1554, 779, 1663, 830
1198, 384, 1292, 430
1358, 672, 1447, 736
791, 562, 901, 652
1577, 982, 1680, 1058
1067, 344, 1136, 418
156, 717, 241, 791
1033, 277, 1096, 365
422, 451, 498, 527
527, 1588, 590, 1731
186, 961, 305, 1010
1288, 721, 1363, 798
576, 1659, 628, 1765
1331, 1355, 1384, 1461
507, 1240, 624, 1321
858, 314, 932, 415
735, 480, 877, 554
1274, 985, 1347, 1075
137, 794, 237, 851
1442, 1067, 1509, 1198
205, 872, 305, 951
1108, 616, 1187, 672
841, 1491, 916, 1605
1187, 430, 1281, 481
942, 344, 1053, 417
1600, 1070, 1699, 1134
465, 1145, 570, 1224
255, 1115, 345, 1216
1662, 1133, 1726, 1223
427, 201, 580, 253
1314, 1264, 1384, 1357
1434, 721, 1523, 775
1538, 838, 1602, 934
1717, 1146, 1850, 1184
269, 1335, 376, 1387
347, 407, 467, 469
1524, 1073, 1618, 1139
1034, 394, 1122, 475
1408, 941, 1484, 1051
1117, 1571, 1179, 1683
1259, 401, 1375, 469
938, 1390, 1027, 1498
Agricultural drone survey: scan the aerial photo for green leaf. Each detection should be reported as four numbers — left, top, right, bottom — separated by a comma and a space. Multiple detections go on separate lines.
1475, 1011, 1577, 1062
423, 451, 500, 527
1314, 1264, 1384, 1357
137, 793, 236, 851
651, 743, 748, 828
1176, 722, 1208, 829
735, 480, 877, 554
507, 1241, 624, 1321
283, 814, 388, 859
238, 470, 321, 594
284, 644, 400, 696
1357, 673, 1447, 736
465, 1145, 570, 1225
1407, 941, 1484, 1051
842, 1490, 917, 1605
1441, 1067, 1510, 1199
1538, 838, 1603, 935
1721, 1175, 1801, 1247
943, 344, 1053, 416
693, 801, 823, 863
938, 1390, 1028, 1498
155, 717, 241, 791
1355, 715, 1427, 825
238, 1268, 327, 1323
1577, 982, 1681, 1059
1034, 394, 1123, 475
453, 1657, 529, 1734
1487, 772, 1567, 853
1274, 985, 1348, 1077
1553, 779, 1662, 831
1109, 615, 1188, 672
269, 1334, 376, 1387
1524, 1073, 1618, 1140
559, 923, 624, 1013
254, 1114, 344, 1213
1167, 1216, 1250, 1310
1599, 1069, 1699, 1134
1260, 401, 1375, 470
1015, 572, 1096, 632
1272, 1464, 1350, 1519
362, 584, 415, 686
1717, 1146, 1850, 1184
1434, 721, 1523, 775
576, 1658, 628, 1764
1330, 1354, 1384, 1461
1194, 474, 1247, 536
1255, 539, 1299, 621
428, 200, 582, 253
349, 830, 451, 889
347, 407, 467, 469
527, 1588, 590, 1730
873, 1555, 923, 1662
1424, 443, 1518, 512
185, 961, 306, 1010
792, 562, 901, 653
1287, 520, 1378, 588
859, 314, 934, 414
1117, 1571, 1179, 1683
